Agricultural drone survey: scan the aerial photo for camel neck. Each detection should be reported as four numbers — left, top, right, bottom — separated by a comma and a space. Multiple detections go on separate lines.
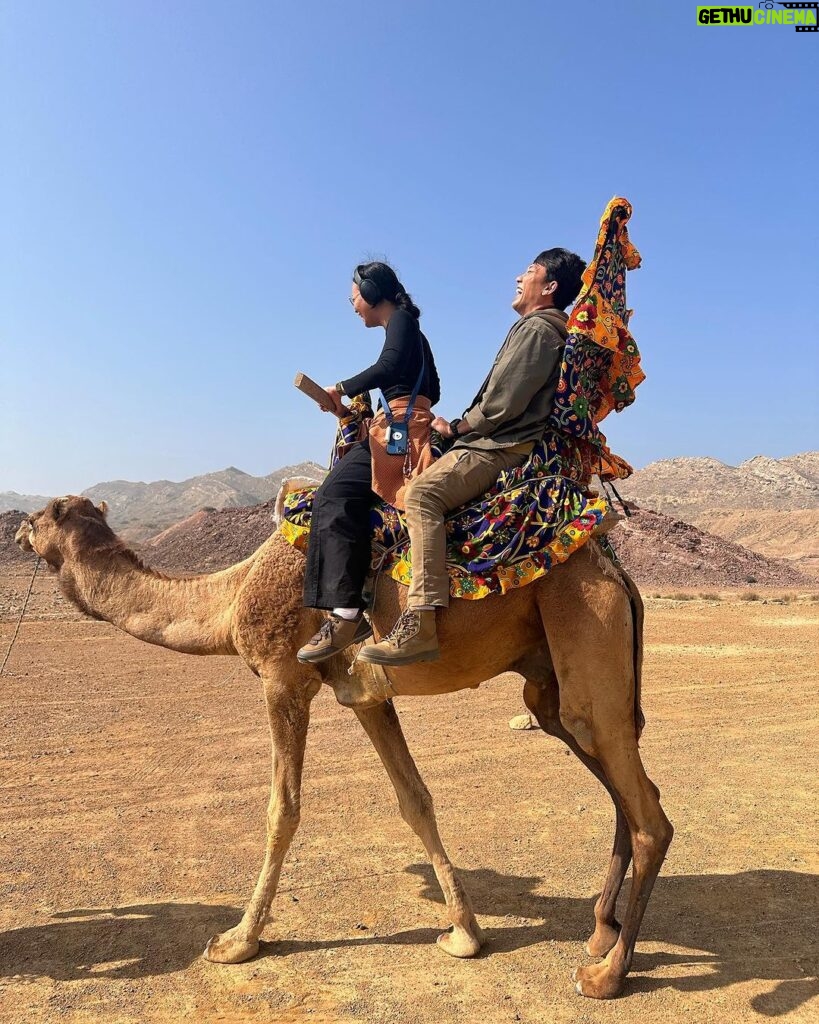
59, 545, 251, 655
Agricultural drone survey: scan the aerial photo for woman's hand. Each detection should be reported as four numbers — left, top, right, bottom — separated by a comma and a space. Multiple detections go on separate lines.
320, 386, 347, 417
431, 415, 455, 438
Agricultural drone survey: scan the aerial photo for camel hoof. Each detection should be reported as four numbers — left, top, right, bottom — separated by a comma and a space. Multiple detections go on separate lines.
585, 921, 621, 958
204, 930, 260, 964
573, 960, 625, 1000
436, 925, 482, 959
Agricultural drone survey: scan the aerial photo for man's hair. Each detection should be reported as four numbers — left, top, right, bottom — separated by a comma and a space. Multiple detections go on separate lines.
533, 248, 587, 310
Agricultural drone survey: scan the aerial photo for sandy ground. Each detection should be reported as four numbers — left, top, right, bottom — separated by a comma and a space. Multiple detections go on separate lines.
0, 569, 817, 1024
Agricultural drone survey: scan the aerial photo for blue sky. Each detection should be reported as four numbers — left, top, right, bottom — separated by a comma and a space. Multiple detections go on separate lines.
2, 0, 817, 495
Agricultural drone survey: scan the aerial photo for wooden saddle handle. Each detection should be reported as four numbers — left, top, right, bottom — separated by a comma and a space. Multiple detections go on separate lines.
294, 372, 331, 407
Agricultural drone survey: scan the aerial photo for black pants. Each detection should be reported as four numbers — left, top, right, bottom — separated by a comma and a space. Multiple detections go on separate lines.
303, 440, 376, 610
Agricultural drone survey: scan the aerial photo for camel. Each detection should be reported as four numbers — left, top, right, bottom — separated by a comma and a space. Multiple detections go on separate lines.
14, 493, 672, 1000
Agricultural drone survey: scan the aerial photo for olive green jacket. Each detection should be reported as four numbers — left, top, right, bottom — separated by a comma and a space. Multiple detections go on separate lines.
455, 308, 569, 451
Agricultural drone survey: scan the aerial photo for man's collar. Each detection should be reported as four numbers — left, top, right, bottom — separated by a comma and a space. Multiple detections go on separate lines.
518, 307, 567, 322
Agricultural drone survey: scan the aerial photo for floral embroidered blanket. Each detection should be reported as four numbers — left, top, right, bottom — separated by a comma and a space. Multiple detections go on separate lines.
280, 429, 612, 600
280, 196, 641, 601
549, 196, 644, 481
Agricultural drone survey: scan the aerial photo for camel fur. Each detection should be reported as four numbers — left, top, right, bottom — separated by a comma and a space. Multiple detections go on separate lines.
15, 494, 672, 999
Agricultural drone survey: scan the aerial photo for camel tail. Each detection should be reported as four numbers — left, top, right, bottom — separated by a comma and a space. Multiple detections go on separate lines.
617, 563, 645, 739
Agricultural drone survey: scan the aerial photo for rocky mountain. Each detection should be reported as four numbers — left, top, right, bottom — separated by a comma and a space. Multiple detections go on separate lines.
5, 451, 818, 582
609, 508, 808, 588
616, 451, 819, 577
0, 511, 29, 566
1, 463, 325, 541
3, 496, 812, 591
780, 451, 819, 486
84, 463, 326, 539
687, 508, 819, 579
143, 501, 281, 573
138, 499, 810, 589
617, 451, 819, 517
0, 491, 51, 515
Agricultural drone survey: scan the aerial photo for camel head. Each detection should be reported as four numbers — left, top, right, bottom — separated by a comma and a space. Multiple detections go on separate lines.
15, 496, 112, 570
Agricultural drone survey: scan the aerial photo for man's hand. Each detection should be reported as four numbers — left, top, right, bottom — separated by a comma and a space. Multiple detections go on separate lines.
431, 415, 455, 438
320, 386, 347, 417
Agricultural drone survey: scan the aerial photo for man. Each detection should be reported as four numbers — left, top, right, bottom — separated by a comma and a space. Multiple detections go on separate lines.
358, 247, 587, 666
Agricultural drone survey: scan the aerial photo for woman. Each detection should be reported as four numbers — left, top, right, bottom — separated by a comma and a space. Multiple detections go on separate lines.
297, 261, 441, 664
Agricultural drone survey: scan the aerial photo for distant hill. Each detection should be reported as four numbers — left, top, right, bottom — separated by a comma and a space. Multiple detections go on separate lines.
609, 508, 809, 589
1, 463, 325, 541
3, 496, 812, 591
0, 510, 29, 566
686, 509, 819, 579
84, 463, 325, 540
0, 491, 51, 515
617, 451, 819, 578
143, 501, 281, 572
617, 451, 819, 516
5, 451, 818, 578
139, 500, 810, 589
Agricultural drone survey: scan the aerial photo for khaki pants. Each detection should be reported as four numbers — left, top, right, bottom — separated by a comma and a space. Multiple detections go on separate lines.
403, 443, 533, 608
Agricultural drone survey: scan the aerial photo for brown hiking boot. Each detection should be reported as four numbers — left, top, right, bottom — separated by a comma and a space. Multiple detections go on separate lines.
357, 609, 439, 666
297, 614, 372, 664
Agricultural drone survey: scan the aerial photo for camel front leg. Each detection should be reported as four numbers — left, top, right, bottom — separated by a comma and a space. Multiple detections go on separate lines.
205, 675, 312, 964
355, 700, 484, 958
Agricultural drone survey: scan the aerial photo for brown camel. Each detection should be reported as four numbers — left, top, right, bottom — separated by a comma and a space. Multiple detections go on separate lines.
14, 493, 672, 999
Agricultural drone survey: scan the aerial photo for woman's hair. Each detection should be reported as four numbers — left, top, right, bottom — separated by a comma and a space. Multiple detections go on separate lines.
354, 261, 421, 318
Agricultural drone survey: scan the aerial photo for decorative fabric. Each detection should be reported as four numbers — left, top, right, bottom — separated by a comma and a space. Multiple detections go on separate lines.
548, 196, 644, 481
333, 392, 375, 452
280, 427, 610, 601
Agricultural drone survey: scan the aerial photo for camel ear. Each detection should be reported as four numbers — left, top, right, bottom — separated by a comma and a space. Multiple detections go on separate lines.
96, 501, 109, 519
51, 498, 69, 521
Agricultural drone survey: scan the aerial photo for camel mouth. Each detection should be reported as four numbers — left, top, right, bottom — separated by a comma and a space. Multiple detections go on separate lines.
14, 521, 34, 553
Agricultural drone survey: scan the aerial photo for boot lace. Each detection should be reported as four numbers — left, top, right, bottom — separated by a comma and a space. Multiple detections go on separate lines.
384, 610, 420, 647
310, 617, 337, 646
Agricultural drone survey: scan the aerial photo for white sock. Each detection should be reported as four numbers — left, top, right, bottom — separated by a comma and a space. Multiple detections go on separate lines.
332, 607, 360, 620
411, 605, 436, 612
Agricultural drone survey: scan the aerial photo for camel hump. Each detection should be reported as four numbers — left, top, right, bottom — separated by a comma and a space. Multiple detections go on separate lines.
273, 476, 321, 528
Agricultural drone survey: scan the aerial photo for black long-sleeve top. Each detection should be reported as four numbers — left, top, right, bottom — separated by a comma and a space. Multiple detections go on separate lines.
340, 308, 441, 406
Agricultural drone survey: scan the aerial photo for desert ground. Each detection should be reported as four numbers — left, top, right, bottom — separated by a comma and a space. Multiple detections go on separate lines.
0, 567, 817, 1024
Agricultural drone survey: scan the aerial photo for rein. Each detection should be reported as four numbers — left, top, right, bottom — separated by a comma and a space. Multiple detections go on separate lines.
0, 556, 42, 677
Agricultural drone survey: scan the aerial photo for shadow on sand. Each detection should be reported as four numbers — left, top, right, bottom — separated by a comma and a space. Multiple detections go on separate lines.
0, 868, 815, 1013
404, 864, 819, 1015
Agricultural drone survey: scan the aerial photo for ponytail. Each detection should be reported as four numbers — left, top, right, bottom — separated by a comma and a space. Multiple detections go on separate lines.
394, 289, 421, 319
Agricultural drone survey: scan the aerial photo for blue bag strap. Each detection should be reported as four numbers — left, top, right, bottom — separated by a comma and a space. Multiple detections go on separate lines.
379, 339, 426, 425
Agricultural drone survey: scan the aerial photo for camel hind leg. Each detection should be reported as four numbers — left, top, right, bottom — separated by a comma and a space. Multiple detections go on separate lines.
517, 652, 631, 959
571, 729, 672, 999
537, 547, 673, 998
355, 700, 484, 958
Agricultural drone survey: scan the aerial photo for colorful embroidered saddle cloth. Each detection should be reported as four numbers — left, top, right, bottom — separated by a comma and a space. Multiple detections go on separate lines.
280, 197, 642, 601
550, 196, 644, 481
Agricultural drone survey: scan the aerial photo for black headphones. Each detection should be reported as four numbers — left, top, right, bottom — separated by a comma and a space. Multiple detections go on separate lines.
353, 268, 383, 307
